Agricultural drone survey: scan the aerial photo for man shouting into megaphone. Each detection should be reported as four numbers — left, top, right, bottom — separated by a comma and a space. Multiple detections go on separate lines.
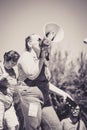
17, 23, 72, 130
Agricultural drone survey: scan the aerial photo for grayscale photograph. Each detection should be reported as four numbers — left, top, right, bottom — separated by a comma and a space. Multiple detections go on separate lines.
0, 0, 87, 130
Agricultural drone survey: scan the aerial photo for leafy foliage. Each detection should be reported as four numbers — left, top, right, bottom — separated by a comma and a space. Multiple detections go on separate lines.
49, 51, 87, 126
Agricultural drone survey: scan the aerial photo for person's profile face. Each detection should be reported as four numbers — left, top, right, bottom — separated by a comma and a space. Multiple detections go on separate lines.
71, 105, 80, 117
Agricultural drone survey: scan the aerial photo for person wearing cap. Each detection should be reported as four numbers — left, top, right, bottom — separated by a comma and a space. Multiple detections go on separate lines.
61, 103, 87, 130
0, 50, 20, 130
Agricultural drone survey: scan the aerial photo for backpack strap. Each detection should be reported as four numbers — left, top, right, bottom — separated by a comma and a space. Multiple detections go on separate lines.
77, 120, 80, 130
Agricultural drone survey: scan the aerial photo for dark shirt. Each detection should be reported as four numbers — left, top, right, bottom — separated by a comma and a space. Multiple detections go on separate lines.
24, 65, 51, 107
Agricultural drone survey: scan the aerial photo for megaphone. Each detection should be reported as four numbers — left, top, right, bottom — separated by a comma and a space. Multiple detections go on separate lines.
43, 22, 64, 43
40, 23, 64, 60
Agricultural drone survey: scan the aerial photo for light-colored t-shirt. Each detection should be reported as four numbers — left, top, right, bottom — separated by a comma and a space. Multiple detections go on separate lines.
61, 117, 86, 130
18, 51, 42, 81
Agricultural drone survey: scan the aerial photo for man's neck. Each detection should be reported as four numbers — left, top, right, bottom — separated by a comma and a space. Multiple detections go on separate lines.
70, 116, 79, 124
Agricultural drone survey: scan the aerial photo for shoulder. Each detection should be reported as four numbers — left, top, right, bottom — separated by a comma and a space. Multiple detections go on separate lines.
61, 117, 71, 129
80, 119, 86, 126
79, 119, 87, 130
20, 51, 30, 58
18, 51, 31, 63
61, 117, 70, 124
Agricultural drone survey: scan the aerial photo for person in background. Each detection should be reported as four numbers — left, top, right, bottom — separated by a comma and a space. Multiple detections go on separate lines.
0, 50, 44, 130
0, 78, 19, 130
0, 50, 20, 130
0, 50, 20, 84
18, 33, 62, 130
61, 102, 87, 130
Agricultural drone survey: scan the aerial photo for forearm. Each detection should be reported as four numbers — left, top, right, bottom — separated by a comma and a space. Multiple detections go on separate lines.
49, 82, 73, 101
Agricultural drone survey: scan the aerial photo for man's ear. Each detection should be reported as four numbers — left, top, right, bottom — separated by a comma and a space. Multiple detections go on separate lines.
25, 36, 31, 51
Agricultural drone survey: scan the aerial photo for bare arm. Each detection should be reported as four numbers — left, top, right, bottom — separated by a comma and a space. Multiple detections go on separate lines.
49, 82, 73, 102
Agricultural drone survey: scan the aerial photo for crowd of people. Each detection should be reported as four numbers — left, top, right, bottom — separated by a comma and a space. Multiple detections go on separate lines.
0, 26, 86, 130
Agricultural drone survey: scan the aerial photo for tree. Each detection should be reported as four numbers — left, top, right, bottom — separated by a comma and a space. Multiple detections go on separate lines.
49, 51, 87, 127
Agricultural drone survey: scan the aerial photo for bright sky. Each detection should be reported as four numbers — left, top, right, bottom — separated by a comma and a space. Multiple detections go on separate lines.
0, 0, 87, 61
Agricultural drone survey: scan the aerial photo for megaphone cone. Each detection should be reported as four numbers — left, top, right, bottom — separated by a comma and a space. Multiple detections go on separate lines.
43, 23, 64, 42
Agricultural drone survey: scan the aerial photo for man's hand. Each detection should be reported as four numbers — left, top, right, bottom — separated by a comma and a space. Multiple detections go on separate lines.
45, 66, 51, 81
40, 38, 51, 61
42, 38, 51, 46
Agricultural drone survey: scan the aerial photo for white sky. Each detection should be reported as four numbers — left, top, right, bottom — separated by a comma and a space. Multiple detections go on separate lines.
0, 0, 87, 61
